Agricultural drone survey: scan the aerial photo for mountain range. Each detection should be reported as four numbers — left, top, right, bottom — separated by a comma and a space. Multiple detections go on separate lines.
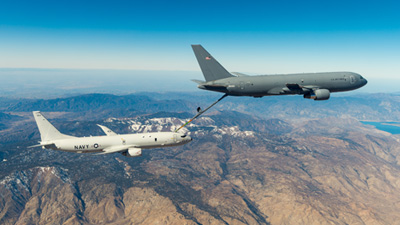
1, 93, 400, 225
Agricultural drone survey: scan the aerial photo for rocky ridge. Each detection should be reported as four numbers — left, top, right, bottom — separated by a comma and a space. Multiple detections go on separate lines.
1, 110, 400, 224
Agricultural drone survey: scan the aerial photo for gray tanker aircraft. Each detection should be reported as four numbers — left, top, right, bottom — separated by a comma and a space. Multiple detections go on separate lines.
30, 111, 192, 157
192, 45, 367, 100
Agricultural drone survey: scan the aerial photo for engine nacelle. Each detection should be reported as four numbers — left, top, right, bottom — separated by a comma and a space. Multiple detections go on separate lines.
304, 89, 330, 101
122, 148, 142, 157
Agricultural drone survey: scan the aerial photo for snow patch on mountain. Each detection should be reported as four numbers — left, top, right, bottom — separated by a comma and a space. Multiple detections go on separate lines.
106, 116, 254, 138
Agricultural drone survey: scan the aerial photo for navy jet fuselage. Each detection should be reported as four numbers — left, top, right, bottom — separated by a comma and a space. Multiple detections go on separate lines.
192, 45, 367, 100
31, 111, 192, 157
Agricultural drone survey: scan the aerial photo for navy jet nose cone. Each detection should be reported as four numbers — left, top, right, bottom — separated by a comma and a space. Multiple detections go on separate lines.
180, 133, 192, 142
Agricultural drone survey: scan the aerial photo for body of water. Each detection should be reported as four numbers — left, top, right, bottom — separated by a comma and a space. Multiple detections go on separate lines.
361, 121, 400, 134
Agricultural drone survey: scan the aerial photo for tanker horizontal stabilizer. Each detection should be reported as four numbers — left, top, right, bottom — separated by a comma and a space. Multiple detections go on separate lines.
191, 79, 205, 84
231, 72, 249, 76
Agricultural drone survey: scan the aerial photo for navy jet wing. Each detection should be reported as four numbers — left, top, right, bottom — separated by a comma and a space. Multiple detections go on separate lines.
97, 124, 117, 136
97, 145, 135, 154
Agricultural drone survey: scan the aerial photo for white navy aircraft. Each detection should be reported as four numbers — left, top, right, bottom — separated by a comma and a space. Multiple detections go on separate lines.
192, 45, 367, 100
31, 111, 192, 157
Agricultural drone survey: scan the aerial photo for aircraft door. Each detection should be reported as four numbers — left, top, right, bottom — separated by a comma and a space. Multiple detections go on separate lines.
239, 82, 245, 90
245, 82, 252, 88
349, 75, 356, 84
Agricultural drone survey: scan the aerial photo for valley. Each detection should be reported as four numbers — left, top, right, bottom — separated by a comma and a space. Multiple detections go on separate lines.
1, 93, 400, 225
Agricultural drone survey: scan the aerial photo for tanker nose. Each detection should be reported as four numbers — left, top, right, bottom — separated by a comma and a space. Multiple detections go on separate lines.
360, 76, 367, 87
356, 74, 368, 88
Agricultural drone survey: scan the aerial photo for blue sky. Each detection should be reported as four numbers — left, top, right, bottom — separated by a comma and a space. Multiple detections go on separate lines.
0, 0, 399, 81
